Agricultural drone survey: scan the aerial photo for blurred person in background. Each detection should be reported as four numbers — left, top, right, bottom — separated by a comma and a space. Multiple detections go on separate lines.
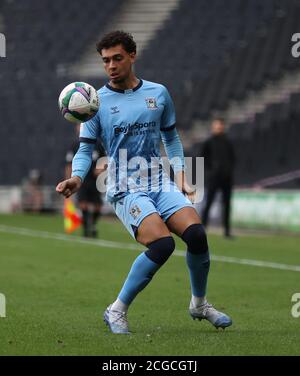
21, 169, 44, 212
201, 118, 235, 238
65, 123, 105, 238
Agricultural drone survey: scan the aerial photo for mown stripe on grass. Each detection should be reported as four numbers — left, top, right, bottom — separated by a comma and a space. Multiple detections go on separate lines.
1, 224, 300, 272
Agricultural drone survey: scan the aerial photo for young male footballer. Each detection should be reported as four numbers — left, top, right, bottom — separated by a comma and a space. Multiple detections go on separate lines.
56, 31, 232, 334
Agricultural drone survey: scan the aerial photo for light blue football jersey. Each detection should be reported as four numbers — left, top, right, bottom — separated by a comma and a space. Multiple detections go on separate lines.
79, 79, 176, 202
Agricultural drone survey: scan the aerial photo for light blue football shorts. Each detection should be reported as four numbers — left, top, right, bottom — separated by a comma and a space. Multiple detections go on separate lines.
112, 183, 194, 238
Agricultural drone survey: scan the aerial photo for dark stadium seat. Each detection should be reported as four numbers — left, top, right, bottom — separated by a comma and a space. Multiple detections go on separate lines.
0, 0, 124, 184
225, 96, 300, 187
1, 0, 300, 187
137, 0, 280, 125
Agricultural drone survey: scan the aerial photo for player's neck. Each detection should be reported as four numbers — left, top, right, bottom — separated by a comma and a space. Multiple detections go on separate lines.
109, 74, 140, 91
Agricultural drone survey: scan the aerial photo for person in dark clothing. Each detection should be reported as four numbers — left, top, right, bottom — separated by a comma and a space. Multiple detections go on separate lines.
65, 124, 106, 238
201, 118, 235, 238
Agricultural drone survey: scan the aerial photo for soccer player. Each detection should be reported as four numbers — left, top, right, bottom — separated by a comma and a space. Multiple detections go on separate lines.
56, 31, 232, 334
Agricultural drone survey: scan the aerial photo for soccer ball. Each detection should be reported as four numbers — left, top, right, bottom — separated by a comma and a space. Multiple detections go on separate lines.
58, 82, 99, 123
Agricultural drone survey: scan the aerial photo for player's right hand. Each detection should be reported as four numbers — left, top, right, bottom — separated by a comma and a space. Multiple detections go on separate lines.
55, 176, 82, 198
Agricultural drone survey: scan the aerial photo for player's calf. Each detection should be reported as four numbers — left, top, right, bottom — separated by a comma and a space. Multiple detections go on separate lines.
182, 224, 232, 329
181, 223, 208, 254
104, 236, 175, 334
181, 224, 210, 298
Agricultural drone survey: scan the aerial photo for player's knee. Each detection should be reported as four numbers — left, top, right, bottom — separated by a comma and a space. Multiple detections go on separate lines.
145, 236, 175, 265
181, 224, 208, 254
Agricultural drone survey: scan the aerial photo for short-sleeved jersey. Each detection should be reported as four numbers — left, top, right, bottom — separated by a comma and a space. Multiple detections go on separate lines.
80, 79, 176, 202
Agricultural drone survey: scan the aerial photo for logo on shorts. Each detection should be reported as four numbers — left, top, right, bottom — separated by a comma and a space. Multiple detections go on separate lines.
129, 205, 142, 219
145, 97, 158, 110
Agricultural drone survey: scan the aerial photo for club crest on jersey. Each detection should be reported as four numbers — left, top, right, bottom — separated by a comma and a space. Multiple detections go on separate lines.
129, 205, 142, 219
145, 97, 158, 110
110, 106, 120, 114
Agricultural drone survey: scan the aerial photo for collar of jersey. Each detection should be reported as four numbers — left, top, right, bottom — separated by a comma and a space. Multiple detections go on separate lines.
105, 79, 143, 93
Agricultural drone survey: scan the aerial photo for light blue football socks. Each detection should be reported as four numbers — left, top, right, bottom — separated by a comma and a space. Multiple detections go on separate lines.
186, 250, 210, 298
118, 252, 161, 305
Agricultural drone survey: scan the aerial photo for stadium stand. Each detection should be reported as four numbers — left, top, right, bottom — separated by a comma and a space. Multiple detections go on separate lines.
0, 0, 124, 185
228, 93, 300, 187
1, 0, 300, 189
137, 0, 277, 124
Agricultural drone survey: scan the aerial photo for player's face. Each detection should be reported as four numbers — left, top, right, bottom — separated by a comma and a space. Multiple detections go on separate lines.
101, 45, 136, 84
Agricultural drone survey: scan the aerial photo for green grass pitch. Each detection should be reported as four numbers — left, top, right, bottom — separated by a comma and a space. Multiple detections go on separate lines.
0, 213, 299, 355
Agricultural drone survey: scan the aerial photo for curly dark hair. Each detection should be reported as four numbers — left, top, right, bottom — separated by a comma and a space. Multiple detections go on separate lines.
213, 117, 225, 124
96, 30, 136, 55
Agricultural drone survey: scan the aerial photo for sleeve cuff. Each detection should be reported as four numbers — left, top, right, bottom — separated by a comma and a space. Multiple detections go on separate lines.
160, 124, 176, 132
79, 137, 97, 144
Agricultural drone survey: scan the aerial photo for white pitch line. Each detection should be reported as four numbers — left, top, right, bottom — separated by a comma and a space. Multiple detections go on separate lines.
174, 251, 300, 272
1, 224, 300, 273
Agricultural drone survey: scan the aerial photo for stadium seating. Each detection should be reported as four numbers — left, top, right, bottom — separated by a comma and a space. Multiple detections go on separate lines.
211, 93, 300, 187
137, 0, 278, 123
0, 0, 123, 184
1, 0, 300, 187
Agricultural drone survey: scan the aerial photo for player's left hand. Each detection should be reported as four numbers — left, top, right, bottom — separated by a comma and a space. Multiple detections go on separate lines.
175, 171, 196, 203
182, 184, 196, 204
